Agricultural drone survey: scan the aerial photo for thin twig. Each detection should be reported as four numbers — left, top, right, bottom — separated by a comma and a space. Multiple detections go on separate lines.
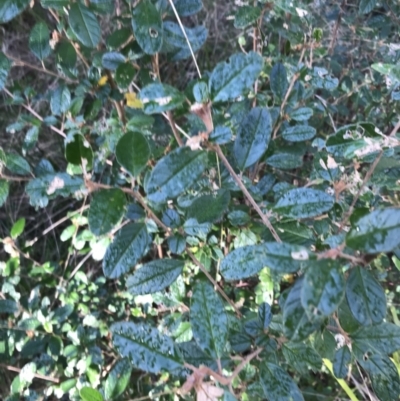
0, 363, 60, 384
213, 145, 281, 243
167, 111, 183, 146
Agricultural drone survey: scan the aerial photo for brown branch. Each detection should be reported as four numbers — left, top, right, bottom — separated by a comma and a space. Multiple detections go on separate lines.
213, 145, 281, 243
0, 363, 60, 384
167, 111, 183, 146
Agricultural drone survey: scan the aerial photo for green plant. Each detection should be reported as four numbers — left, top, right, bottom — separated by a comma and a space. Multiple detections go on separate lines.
1, 0, 400, 400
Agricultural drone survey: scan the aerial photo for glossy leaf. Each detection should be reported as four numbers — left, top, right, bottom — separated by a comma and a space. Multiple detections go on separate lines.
50, 85, 71, 116
173, 0, 203, 16
209, 52, 263, 102
102, 52, 125, 70
162, 21, 207, 60
187, 189, 230, 223
275, 188, 334, 219
234, 5, 261, 29
333, 346, 351, 378
0, 0, 30, 23
346, 208, 400, 254
0, 179, 10, 207
145, 147, 208, 204
126, 259, 184, 295
65, 134, 93, 169
111, 322, 183, 374
115, 62, 136, 89
6, 153, 31, 175
0, 52, 10, 90
132, 0, 163, 54
301, 260, 344, 318
282, 125, 316, 142
104, 358, 132, 400
29, 23, 51, 60
270, 63, 288, 100
191, 281, 228, 358
68, 2, 101, 48
102, 223, 149, 279
260, 362, 304, 401
80, 387, 103, 401
89, 189, 126, 236
290, 107, 313, 122
56, 42, 76, 68
139, 83, 185, 114
116, 131, 150, 177
283, 278, 322, 342
209, 126, 232, 144
346, 267, 386, 326
258, 303, 272, 330
234, 107, 272, 170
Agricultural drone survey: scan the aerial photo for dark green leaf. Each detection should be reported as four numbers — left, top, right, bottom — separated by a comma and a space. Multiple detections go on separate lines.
282, 125, 316, 142
89, 189, 126, 236
65, 134, 93, 169
301, 260, 344, 317
173, 0, 203, 16
0, 0, 30, 23
221, 242, 309, 280
104, 358, 132, 400
260, 362, 304, 401
101, 52, 125, 70
23, 126, 40, 155
132, 0, 163, 55
191, 281, 228, 358
346, 267, 386, 326
115, 62, 136, 89
167, 235, 186, 255
275, 188, 334, 219
51, 85, 71, 116
351, 322, 400, 354
68, 2, 101, 48
56, 42, 77, 68
106, 27, 132, 50
209, 126, 232, 145
111, 321, 183, 374
80, 387, 104, 401
102, 223, 150, 279
0, 52, 11, 90
234, 107, 272, 170
209, 52, 263, 102
0, 179, 10, 207
270, 63, 288, 100
346, 208, 400, 254
333, 346, 351, 378
139, 83, 186, 114
258, 303, 272, 329
234, 5, 261, 29
290, 107, 313, 122
0, 299, 18, 314
41, 0, 69, 8
282, 343, 322, 375
266, 150, 303, 170
359, 0, 377, 14
126, 259, 184, 295
29, 23, 51, 60
187, 189, 230, 223
5, 153, 31, 175
283, 278, 322, 342
145, 147, 208, 204
116, 131, 150, 177
162, 21, 207, 60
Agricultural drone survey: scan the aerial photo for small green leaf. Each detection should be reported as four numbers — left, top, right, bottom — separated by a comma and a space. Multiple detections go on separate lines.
346, 267, 386, 326
132, 0, 163, 55
115, 62, 136, 89
266, 150, 303, 170
5, 153, 31, 175
346, 208, 400, 254
234, 107, 272, 170
290, 107, 313, 122
333, 346, 351, 378
145, 147, 208, 204
301, 260, 344, 318
111, 321, 183, 374
51, 85, 71, 116
173, 0, 203, 16
0, 0, 30, 23
0, 52, 11, 90
29, 22, 51, 60
191, 281, 228, 358
102, 223, 149, 279
282, 343, 322, 375
282, 125, 316, 142
270, 63, 288, 100
11, 217, 25, 239
187, 189, 230, 223
80, 387, 104, 401
234, 5, 261, 29
275, 188, 334, 219
220, 242, 309, 280
0, 299, 18, 314
359, 0, 377, 14
89, 189, 126, 236
127, 259, 184, 295
260, 362, 304, 401
0, 179, 10, 207
23, 126, 40, 155
69, 2, 101, 48
139, 83, 186, 114
65, 134, 93, 169
209, 52, 263, 102
209, 126, 232, 144
104, 358, 132, 400
101, 52, 125, 70
116, 131, 150, 177
56, 42, 77, 68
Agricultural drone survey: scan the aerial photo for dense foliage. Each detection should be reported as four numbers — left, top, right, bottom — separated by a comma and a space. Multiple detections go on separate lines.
1, 0, 400, 400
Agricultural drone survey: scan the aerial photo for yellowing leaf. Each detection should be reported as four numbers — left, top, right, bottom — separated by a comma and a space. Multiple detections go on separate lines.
124, 92, 143, 109
98, 75, 108, 86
